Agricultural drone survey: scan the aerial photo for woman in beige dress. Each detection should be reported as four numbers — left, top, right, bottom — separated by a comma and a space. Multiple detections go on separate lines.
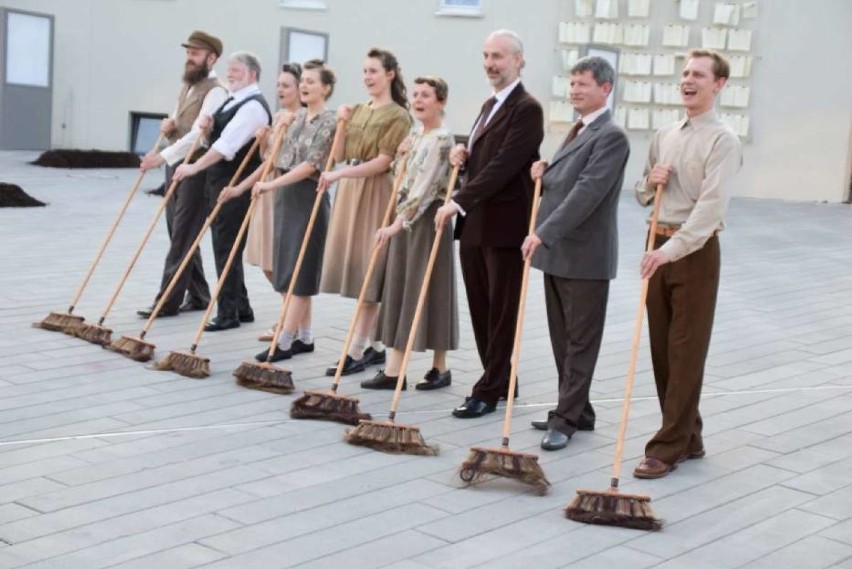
364, 76, 458, 391
243, 63, 302, 283
317, 48, 412, 376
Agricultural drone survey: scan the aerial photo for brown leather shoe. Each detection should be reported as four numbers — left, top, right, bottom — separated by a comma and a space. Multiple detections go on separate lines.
677, 449, 707, 464
633, 457, 676, 479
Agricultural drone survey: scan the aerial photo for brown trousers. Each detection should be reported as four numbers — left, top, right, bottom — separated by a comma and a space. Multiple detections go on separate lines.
645, 234, 720, 465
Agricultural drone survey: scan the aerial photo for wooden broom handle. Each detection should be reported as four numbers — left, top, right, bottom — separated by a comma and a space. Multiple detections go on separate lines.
139, 137, 261, 337
388, 164, 460, 421
330, 158, 408, 390
266, 119, 347, 360
500, 177, 543, 447
95, 133, 204, 325
189, 123, 289, 352
609, 183, 664, 489
67, 133, 166, 314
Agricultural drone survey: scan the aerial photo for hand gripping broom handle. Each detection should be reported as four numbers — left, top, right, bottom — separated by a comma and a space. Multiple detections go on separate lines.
266, 119, 347, 360
500, 177, 543, 448
66, 133, 166, 315
609, 183, 664, 490
330, 159, 408, 391
94, 133, 204, 326
188, 124, 289, 353
138, 137, 261, 339
387, 164, 460, 422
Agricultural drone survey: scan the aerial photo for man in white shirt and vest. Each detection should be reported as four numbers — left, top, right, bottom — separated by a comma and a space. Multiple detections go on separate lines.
173, 51, 272, 331
138, 31, 227, 318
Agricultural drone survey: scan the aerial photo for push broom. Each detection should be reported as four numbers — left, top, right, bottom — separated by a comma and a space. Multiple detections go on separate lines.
153, 124, 288, 378
107, 137, 260, 362
564, 184, 664, 531
288, 157, 408, 425
33, 134, 165, 333
458, 177, 550, 495
344, 164, 460, 455
73, 133, 204, 346
234, 120, 346, 394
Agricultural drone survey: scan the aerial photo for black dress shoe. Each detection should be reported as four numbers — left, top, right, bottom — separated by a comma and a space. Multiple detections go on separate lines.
540, 429, 570, 451
179, 300, 207, 313
136, 305, 179, 319
531, 418, 595, 432
415, 368, 452, 391
238, 309, 254, 323
452, 397, 496, 419
204, 318, 240, 332
255, 346, 291, 363
291, 339, 314, 355
361, 370, 406, 390
324, 355, 366, 376
361, 347, 386, 367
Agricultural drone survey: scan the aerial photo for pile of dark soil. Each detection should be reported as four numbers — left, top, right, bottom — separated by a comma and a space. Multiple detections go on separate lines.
32, 149, 140, 168
0, 183, 46, 207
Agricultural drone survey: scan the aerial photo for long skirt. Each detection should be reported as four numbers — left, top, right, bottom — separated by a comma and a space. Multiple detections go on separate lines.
273, 177, 329, 296
244, 188, 274, 271
320, 173, 393, 302
377, 201, 459, 352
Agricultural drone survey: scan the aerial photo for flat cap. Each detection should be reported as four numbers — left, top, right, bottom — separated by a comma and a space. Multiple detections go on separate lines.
181, 30, 223, 57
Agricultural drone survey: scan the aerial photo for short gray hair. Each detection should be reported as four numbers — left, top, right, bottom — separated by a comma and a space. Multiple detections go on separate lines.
570, 56, 615, 86
229, 51, 262, 81
486, 29, 524, 55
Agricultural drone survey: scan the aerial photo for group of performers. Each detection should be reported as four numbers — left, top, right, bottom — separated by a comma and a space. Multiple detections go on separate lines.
137, 27, 741, 480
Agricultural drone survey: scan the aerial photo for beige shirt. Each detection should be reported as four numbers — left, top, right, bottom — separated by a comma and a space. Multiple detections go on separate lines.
160, 71, 228, 166
635, 109, 742, 262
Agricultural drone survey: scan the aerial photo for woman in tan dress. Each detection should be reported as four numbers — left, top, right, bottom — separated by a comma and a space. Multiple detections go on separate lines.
243, 63, 302, 282
318, 48, 412, 376
364, 76, 458, 391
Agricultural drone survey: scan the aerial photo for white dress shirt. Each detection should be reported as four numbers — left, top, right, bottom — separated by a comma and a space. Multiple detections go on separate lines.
467, 78, 522, 152
210, 83, 269, 162
160, 70, 228, 166
576, 105, 608, 137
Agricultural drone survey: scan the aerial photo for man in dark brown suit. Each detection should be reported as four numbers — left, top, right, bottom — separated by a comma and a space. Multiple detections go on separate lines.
435, 29, 544, 419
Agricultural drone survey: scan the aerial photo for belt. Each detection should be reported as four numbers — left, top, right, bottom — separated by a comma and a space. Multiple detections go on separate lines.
654, 225, 719, 238
343, 159, 363, 166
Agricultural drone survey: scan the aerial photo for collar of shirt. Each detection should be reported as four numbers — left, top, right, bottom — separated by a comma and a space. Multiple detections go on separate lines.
226, 83, 262, 106
491, 78, 521, 105
680, 108, 719, 131
578, 106, 608, 133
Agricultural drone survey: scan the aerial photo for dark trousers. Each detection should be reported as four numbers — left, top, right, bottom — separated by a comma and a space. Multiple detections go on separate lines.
544, 274, 609, 436
155, 165, 210, 312
460, 244, 524, 405
645, 234, 720, 464
204, 168, 252, 322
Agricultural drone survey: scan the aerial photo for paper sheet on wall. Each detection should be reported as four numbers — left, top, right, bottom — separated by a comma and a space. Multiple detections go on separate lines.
614, 106, 628, 128
702, 27, 728, 50
652, 54, 676, 76
549, 100, 575, 123
574, 0, 594, 17
561, 49, 581, 70
559, 21, 591, 44
627, 0, 651, 18
742, 2, 758, 19
593, 22, 624, 45
721, 113, 750, 137
595, 0, 619, 19
620, 52, 652, 75
654, 83, 681, 105
552, 76, 568, 98
662, 24, 690, 47
720, 85, 750, 108
679, 0, 700, 21
713, 3, 741, 26
653, 108, 682, 130
623, 24, 651, 46
623, 80, 653, 103
727, 28, 753, 51
628, 107, 650, 130
728, 55, 753, 78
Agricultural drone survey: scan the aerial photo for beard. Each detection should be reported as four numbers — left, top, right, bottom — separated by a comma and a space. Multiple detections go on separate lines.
183, 61, 209, 85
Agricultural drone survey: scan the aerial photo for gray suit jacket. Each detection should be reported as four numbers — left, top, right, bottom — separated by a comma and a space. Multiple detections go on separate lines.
531, 110, 630, 280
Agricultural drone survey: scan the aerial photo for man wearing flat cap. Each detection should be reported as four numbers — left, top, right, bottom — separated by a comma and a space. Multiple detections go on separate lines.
137, 31, 227, 319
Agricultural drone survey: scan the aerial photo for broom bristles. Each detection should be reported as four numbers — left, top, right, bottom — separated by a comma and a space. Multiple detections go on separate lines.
107, 335, 156, 362
345, 420, 439, 456
565, 489, 663, 531
459, 446, 550, 495
289, 390, 372, 425
72, 323, 113, 346
33, 312, 85, 333
233, 361, 295, 394
153, 351, 210, 379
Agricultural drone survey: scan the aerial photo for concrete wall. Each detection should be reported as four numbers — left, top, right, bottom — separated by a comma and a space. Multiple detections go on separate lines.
1, 0, 850, 202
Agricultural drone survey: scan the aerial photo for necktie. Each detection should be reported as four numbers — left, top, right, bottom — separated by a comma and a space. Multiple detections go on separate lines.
563, 119, 584, 147
471, 96, 498, 144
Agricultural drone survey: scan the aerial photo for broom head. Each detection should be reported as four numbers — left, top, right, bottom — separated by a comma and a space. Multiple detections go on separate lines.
565, 488, 663, 531
33, 312, 85, 333
107, 335, 156, 362
290, 390, 372, 425
233, 361, 294, 394
345, 419, 439, 456
459, 446, 550, 495
72, 322, 113, 346
153, 350, 210, 379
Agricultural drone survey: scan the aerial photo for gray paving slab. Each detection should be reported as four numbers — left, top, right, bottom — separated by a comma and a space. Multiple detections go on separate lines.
1, 150, 852, 567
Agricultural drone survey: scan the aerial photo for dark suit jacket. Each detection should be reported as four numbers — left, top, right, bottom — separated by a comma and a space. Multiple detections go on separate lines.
454, 83, 544, 248
531, 110, 630, 280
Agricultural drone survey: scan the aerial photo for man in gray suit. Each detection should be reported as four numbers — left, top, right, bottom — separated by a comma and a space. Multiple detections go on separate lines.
521, 56, 630, 450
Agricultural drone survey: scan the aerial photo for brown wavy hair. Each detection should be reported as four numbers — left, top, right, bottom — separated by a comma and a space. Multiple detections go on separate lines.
367, 48, 409, 109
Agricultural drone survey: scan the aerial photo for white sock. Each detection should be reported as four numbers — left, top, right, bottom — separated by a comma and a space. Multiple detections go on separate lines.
348, 335, 367, 360
277, 330, 295, 351
370, 340, 385, 353
298, 326, 313, 344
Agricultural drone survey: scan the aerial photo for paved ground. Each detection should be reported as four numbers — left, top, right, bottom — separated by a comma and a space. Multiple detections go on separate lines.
1, 150, 851, 568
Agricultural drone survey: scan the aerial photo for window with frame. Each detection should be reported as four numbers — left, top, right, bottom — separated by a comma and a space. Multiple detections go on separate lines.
437, 0, 483, 17
279, 0, 327, 10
